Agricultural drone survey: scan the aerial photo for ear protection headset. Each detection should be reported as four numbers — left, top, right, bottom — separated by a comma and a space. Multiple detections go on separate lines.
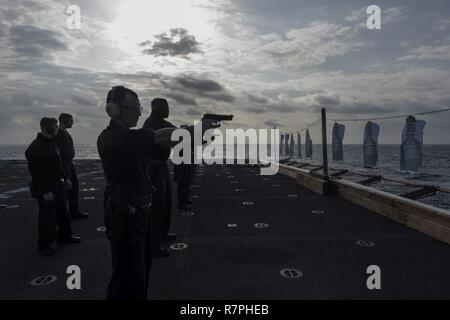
105, 86, 126, 118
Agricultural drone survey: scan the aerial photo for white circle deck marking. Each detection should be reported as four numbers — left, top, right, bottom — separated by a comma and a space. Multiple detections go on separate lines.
170, 243, 188, 250
356, 240, 376, 247
288, 194, 298, 198
312, 209, 325, 215
30, 275, 58, 286
227, 224, 238, 228
84, 196, 95, 200
96, 226, 106, 232
254, 223, 269, 229
181, 211, 195, 216
242, 201, 253, 205
280, 269, 303, 279
82, 188, 97, 192
235, 189, 245, 192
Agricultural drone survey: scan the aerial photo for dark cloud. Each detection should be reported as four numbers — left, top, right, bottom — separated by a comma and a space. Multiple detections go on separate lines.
209, 92, 236, 103
174, 76, 224, 92
0, 58, 237, 143
140, 28, 202, 58
246, 93, 269, 104
162, 74, 236, 103
167, 93, 198, 106
0, 60, 123, 143
314, 94, 340, 107
8, 25, 68, 58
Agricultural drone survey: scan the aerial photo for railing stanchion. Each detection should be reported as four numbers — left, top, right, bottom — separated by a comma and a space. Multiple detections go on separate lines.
321, 108, 329, 177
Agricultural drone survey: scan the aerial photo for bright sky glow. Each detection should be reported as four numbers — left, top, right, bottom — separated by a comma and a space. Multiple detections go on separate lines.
108, 0, 216, 54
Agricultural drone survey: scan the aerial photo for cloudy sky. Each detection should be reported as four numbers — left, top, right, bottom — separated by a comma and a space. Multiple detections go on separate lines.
1, 0, 450, 144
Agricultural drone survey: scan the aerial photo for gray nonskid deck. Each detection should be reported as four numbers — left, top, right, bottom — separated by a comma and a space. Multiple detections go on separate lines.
0, 160, 449, 299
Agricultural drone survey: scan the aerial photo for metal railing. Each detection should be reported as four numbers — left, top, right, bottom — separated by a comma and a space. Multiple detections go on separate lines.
278, 158, 450, 211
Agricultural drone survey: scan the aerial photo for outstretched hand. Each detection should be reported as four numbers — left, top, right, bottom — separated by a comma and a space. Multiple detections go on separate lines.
153, 120, 220, 148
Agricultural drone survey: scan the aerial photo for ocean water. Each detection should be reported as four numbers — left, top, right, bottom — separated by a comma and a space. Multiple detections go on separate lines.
0, 144, 100, 160
296, 144, 450, 189
1, 144, 449, 188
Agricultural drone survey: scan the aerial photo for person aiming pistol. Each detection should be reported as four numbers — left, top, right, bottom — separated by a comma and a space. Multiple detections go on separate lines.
97, 86, 218, 300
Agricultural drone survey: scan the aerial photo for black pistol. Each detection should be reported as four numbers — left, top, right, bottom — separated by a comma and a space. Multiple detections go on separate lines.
202, 114, 234, 122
